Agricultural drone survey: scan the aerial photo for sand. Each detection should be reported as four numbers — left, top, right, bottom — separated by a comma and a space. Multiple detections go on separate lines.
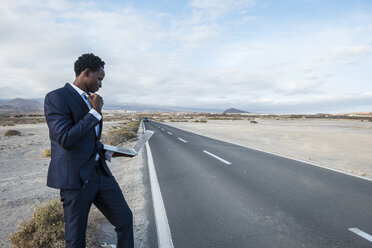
0, 121, 148, 248
166, 119, 372, 179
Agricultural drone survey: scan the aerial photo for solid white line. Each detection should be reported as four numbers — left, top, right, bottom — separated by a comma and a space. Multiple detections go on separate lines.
167, 132, 172, 135
178, 138, 188, 143
143, 123, 174, 248
155, 121, 372, 182
203, 150, 232, 165
349, 228, 372, 242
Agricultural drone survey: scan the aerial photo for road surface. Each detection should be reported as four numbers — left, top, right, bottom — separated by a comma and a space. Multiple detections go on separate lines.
144, 121, 372, 248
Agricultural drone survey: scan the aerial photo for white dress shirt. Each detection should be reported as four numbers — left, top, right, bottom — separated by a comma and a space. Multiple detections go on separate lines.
69, 83, 114, 162
69, 83, 102, 161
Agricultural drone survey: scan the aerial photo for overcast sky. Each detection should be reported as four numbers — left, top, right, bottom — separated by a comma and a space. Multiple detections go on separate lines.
1, 0, 371, 113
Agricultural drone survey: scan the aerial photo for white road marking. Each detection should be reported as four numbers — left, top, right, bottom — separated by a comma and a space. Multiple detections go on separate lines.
348, 228, 372, 242
161, 128, 165, 131
178, 138, 188, 143
160, 123, 372, 182
203, 150, 232, 165
167, 132, 172, 135
143, 122, 174, 248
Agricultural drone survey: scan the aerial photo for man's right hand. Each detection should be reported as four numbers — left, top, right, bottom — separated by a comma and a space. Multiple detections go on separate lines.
88, 94, 103, 113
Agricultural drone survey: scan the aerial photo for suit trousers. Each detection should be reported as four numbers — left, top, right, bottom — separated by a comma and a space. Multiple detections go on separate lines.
60, 161, 134, 248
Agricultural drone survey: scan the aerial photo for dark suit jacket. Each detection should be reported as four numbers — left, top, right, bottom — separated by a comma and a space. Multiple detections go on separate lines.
44, 83, 112, 189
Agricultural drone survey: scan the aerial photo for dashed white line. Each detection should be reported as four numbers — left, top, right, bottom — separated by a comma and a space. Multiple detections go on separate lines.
203, 150, 232, 165
349, 228, 372, 242
163, 123, 372, 182
178, 138, 188, 143
167, 132, 173, 135
161, 128, 165, 131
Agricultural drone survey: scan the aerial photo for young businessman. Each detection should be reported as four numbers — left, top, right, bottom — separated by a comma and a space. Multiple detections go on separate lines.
44, 53, 134, 247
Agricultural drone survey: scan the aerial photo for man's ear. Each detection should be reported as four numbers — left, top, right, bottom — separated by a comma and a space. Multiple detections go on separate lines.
83, 68, 90, 78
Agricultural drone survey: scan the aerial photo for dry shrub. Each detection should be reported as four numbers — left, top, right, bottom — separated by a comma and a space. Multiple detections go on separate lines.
9, 199, 101, 248
4, 130, 21, 136
9, 199, 65, 248
127, 120, 140, 133
106, 130, 136, 146
103, 120, 140, 146
42, 149, 51, 158
193, 119, 207, 123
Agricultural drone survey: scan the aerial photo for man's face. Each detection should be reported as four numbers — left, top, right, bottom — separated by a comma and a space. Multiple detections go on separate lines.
85, 66, 105, 93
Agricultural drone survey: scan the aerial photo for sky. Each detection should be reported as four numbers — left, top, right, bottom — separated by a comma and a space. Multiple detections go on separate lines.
1, 0, 372, 113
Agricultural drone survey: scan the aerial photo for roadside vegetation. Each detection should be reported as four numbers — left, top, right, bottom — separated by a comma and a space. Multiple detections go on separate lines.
1, 111, 371, 128
41, 149, 51, 158
4, 130, 21, 136
101, 119, 141, 146
9, 199, 101, 248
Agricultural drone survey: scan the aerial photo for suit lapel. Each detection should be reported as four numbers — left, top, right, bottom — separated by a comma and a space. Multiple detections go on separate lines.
64, 83, 90, 114
64, 83, 102, 139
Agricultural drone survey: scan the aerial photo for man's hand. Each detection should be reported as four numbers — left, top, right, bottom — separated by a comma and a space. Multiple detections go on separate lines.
112, 152, 135, 158
88, 94, 103, 114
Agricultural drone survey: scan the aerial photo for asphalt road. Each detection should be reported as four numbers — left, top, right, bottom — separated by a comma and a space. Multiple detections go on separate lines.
144, 121, 372, 248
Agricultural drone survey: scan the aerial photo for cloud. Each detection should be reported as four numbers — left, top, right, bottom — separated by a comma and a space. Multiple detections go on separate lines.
189, 0, 256, 19
0, 0, 371, 113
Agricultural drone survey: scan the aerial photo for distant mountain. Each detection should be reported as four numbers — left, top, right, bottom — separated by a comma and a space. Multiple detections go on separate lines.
0, 99, 10, 105
104, 103, 222, 113
0, 97, 224, 113
223, 108, 249, 114
0, 98, 43, 113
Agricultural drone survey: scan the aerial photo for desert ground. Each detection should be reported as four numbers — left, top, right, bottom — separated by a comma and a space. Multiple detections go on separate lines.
166, 118, 372, 179
1, 117, 371, 247
0, 121, 149, 248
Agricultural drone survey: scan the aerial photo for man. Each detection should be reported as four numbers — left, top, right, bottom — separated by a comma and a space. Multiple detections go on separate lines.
44, 53, 133, 247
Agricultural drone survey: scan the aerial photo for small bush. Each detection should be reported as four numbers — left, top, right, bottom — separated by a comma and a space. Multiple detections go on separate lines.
42, 149, 51, 158
9, 199, 100, 248
102, 119, 141, 146
9, 199, 65, 248
106, 130, 136, 145
127, 120, 140, 133
232, 117, 243, 120
4, 130, 21, 136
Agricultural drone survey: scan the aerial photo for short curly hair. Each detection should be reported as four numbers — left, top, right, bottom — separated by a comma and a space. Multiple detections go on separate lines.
74, 53, 105, 77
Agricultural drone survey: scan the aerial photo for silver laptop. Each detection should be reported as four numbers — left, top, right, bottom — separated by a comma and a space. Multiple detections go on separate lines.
103, 130, 154, 156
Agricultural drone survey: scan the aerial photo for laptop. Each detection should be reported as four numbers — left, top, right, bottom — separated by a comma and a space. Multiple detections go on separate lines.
103, 130, 154, 156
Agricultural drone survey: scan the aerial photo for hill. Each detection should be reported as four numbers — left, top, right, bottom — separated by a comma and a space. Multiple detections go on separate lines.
223, 108, 249, 114
0, 98, 43, 113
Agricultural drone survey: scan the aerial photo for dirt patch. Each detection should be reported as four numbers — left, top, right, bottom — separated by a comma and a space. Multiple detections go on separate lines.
0, 121, 148, 247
